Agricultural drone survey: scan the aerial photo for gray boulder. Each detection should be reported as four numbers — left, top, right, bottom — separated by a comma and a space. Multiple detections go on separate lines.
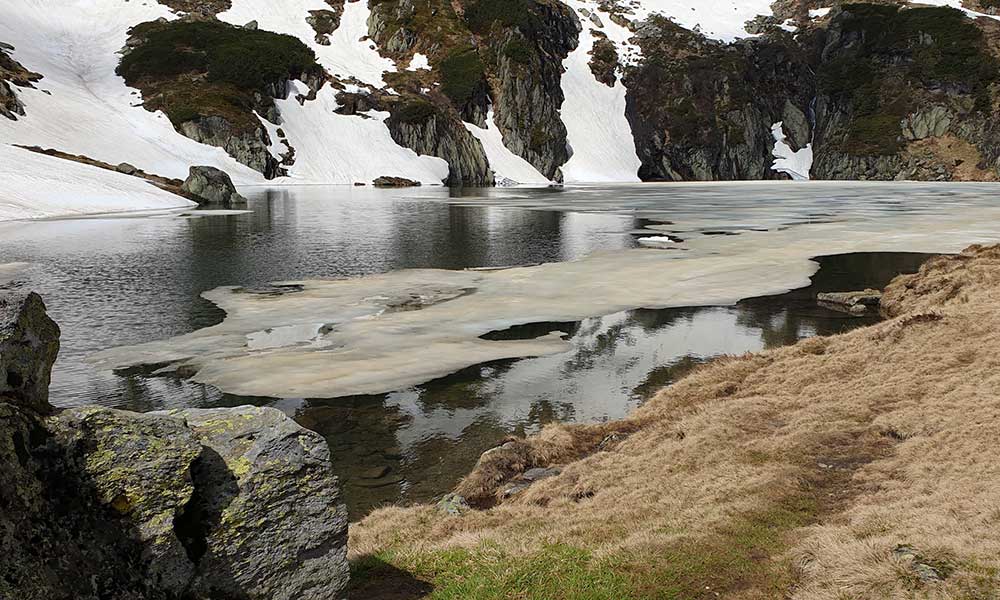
159, 406, 350, 600
182, 166, 247, 205
0, 290, 349, 600
0, 292, 59, 413
116, 162, 138, 175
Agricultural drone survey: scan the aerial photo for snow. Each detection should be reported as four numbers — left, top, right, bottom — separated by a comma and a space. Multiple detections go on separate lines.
625, 0, 778, 41
273, 82, 450, 184
407, 53, 431, 71
558, 0, 642, 183
770, 121, 812, 181
220, 0, 397, 88
809, 8, 832, 18
0, 0, 263, 183
464, 110, 551, 186
919, 0, 1000, 21
0, 144, 194, 222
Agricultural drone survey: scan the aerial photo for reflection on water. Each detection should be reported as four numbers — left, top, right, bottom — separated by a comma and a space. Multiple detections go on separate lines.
0, 183, 936, 517
302, 252, 930, 518
0, 186, 635, 408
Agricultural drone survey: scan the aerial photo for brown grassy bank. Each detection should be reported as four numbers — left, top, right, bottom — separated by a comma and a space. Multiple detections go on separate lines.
349, 244, 1000, 599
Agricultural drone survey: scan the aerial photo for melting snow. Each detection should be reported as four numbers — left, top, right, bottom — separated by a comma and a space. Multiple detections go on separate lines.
0, 145, 194, 221
406, 53, 431, 71
559, 0, 642, 183
770, 121, 812, 181
464, 110, 551, 186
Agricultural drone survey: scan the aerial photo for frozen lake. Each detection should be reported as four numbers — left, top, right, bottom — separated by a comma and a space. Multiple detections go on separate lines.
3, 181, 999, 516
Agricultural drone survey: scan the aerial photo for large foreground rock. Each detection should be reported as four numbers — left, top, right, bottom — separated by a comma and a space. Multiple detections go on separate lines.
182, 165, 248, 205
0, 292, 59, 413
0, 291, 348, 600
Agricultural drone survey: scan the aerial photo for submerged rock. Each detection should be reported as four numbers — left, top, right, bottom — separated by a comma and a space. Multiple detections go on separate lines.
817, 289, 882, 315
182, 165, 248, 206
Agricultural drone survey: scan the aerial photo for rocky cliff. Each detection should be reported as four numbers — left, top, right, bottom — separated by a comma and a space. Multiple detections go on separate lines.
0, 42, 41, 121
0, 292, 349, 600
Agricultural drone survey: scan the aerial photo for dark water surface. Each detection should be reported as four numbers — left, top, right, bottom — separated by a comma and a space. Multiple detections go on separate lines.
0, 185, 934, 517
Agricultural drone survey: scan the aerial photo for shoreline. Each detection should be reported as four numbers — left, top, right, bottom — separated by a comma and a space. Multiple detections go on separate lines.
349, 243, 1000, 598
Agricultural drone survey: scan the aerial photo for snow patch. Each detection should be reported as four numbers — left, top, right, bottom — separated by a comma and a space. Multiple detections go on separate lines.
464, 110, 551, 186
407, 53, 431, 71
273, 82, 449, 184
0, 0, 263, 183
770, 121, 812, 181
559, 0, 641, 183
809, 7, 832, 18
0, 145, 194, 222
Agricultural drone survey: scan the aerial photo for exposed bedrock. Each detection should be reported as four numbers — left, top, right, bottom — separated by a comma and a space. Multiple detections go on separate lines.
385, 103, 493, 186
624, 17, 814, 181
179, 116, 286, 180
0, 292, 349, 600
487, 2, 580, 181
0, 43, 42, 120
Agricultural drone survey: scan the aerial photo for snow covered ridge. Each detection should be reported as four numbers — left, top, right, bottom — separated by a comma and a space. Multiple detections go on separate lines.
0, 0, 788, 195
3, 0, 1000, 216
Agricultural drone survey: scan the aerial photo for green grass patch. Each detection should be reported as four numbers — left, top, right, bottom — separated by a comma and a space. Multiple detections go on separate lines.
352, 493, 820, 599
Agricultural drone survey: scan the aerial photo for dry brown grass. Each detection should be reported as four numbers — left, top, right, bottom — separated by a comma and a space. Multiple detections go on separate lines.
350, 244, 1000, 599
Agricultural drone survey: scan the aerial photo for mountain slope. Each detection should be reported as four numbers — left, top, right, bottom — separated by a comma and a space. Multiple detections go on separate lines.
3, 0, 1000, 220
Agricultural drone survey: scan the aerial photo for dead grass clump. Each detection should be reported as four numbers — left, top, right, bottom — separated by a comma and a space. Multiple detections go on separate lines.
351, 244, 1000, 599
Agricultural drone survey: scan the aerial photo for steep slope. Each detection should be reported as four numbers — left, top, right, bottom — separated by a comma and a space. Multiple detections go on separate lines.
4, 0, 1000, 202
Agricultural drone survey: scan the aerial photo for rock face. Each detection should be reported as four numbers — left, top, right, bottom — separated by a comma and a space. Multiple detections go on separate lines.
180, 117, 285, 180
0, 292, 60, 413
385, 103, 493, 186
0, 43, 42, 120
182, 165, 248, 205
624, 17, 813, 181
0, 291, 349, 600
159, 407, 350, 600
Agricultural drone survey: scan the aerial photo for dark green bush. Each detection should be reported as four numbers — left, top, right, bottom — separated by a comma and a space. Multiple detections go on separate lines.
440, 48, 485, 106
503, 36, 534, 64
393, 98, 437, 124
464, 0, 536, 33
118, 20, 318, 92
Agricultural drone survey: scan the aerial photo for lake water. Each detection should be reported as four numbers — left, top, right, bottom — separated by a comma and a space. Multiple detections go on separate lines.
2, 182, 996, 517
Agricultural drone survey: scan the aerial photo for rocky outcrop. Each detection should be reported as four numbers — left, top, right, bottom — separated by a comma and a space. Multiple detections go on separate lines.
182, 165, 247, 205
486, 2, 580, 181
373, 175, 421, 187
118, 19, 323, 180
385, 101, 493, 186
179, 117, 285, 180
0, 293, 59, 413
810, 4, 1000, 181
0, 292, 349, 600
624, 18, 813, 180
367, 0, 580, 182
817, 289, 882, 315
0, 43, 42, 120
